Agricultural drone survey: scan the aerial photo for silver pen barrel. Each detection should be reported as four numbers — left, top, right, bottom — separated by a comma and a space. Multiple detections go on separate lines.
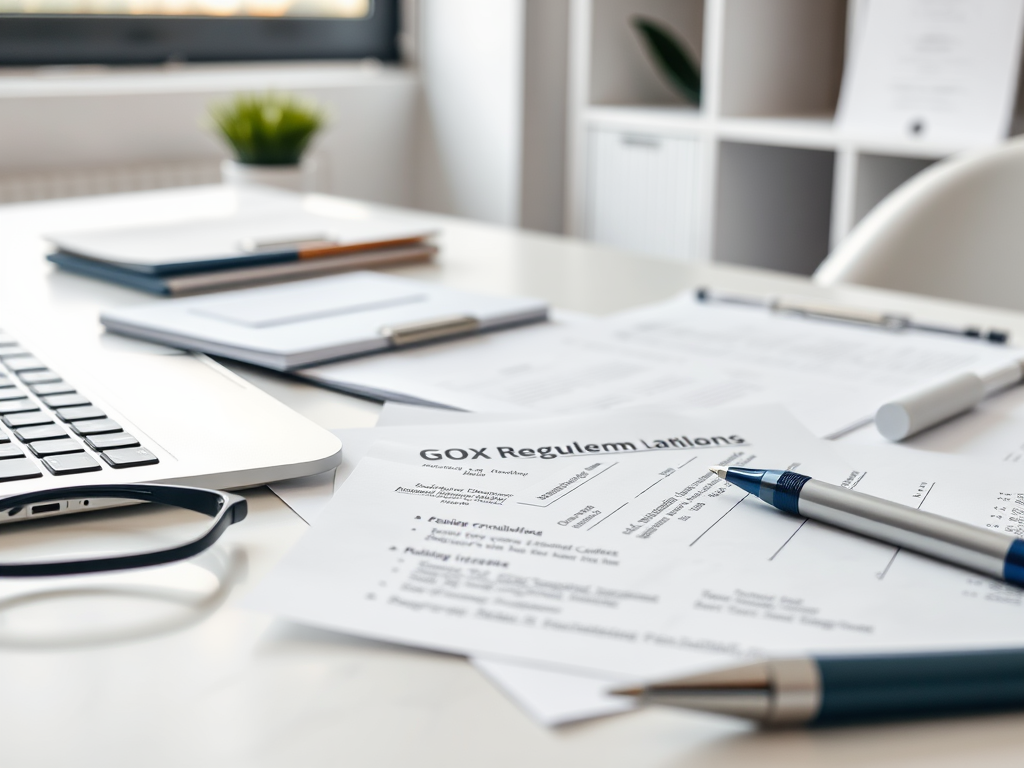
614, 658, 822, 725
798, 480, 1015, 580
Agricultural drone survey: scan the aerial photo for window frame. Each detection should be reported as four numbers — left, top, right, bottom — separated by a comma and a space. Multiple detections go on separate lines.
0, 0, 399, 67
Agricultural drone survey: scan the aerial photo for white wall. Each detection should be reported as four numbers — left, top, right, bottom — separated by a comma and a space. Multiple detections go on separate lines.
520, 0, 570, 233
0, 63, 419, 205
0, 4, 574, 229
414, 0, 525, 226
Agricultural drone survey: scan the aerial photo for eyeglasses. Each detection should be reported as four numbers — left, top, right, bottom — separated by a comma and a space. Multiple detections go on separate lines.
0, 484, 247, 576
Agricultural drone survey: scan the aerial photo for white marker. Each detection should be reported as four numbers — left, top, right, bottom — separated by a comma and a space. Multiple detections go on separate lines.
875, 357, 1024, 441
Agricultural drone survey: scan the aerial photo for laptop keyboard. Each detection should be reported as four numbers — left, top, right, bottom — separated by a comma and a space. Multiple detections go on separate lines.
0, 331, 159, 483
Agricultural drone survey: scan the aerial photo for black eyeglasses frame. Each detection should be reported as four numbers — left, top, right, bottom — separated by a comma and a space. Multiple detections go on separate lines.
0, 484, 247, 577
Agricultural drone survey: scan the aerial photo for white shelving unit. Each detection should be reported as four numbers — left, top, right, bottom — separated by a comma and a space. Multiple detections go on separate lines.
566, 0, 1023, 274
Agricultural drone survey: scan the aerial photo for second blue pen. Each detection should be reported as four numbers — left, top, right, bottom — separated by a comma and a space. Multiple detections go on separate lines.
711, 465, 1024, 587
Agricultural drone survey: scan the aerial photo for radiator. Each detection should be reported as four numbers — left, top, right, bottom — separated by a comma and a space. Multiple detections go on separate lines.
0, 159, 223, 204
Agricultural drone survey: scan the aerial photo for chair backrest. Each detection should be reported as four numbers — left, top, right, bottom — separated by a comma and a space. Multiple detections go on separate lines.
814, 138, 1024, 311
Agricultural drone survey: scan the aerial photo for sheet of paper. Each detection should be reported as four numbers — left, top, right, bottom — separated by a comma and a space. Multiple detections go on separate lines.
270, 423, 505, 527
470, 658, 634, 725
301, 294, 1016, 438
270, 403, 635, 725
374, 402, 502, 428
380, 406, 640, 724
836, 0, 1024, 144
833, 441, 1024, 604
249, 405, 1024, 683
268, 468, 337, 524
270, 404, 530, 526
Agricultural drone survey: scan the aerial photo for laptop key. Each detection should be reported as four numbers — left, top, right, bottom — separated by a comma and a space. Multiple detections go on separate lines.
71, 418, 121, 436
15, 424, 68, 442
0, 333, 16, 347
2, 412, 53, 428
0, 389, 27, 402
0, 347, 29, 359
4, 357, 46, 373
0, 374, 12, 388
44, 453, 101, 476
16, 370, 61, 384
56, 406, 106, 422
0, 399, 38, 415
41, 393, 90, 408
101, 446, 159, 468
30, 439, 84, 457
86, 432, 139, 450
0, 431, 9, 443
0, 444, 25, 459
0, 458, 42, 482
29, 381, 75, 396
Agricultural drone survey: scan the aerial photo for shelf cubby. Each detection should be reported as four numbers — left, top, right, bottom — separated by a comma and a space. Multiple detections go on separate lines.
588, 0, 704, 108
567, 0, 1001, 274
714, 141, 834, 274
716, 0, 846, 119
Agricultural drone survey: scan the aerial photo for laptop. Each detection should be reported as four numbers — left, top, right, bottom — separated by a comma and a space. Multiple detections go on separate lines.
0, 322, 343, 522
0, 185, 346, 523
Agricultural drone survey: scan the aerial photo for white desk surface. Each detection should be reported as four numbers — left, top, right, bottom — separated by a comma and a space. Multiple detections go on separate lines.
2, 187, 1024, 767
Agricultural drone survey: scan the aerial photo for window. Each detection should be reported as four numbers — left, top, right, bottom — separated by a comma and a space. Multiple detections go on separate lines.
0, 0, 399, 65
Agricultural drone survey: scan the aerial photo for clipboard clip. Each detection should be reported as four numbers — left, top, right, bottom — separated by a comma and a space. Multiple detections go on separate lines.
239, 234, 336, 252
380, 315, 480, 346
695, 288, 1010, 344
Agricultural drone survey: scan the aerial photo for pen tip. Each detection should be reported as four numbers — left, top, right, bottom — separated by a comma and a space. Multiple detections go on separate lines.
709, 465, 727, 479
609, 686, 644, 697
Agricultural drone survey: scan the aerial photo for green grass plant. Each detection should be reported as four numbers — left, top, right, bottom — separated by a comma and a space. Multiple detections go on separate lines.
211, 92, 324, 165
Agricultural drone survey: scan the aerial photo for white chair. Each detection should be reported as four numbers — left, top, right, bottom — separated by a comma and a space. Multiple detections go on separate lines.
814, 138, 1024, 311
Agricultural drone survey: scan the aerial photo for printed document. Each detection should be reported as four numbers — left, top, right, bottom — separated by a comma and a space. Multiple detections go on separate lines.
250, 406, 1024, 682
268, 408, 635, 724
300, 295, 1015, 438
836, 0, 1024, 144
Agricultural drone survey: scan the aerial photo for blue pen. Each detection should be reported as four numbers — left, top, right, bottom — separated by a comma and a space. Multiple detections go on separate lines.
613, 648, 1024, 725
613, 464, 1024, 725
709, 465, 1024, 587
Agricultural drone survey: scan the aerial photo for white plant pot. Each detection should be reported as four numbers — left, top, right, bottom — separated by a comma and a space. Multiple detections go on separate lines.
220, 158, 317, 192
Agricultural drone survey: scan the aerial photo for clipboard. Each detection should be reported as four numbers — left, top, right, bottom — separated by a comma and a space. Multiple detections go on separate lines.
100, 271, 549, 371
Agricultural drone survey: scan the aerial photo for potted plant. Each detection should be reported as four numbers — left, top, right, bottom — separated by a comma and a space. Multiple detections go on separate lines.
211, 92, 324, 191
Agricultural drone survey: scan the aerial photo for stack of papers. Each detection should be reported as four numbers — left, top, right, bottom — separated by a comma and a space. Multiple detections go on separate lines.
257, 402, 1024, 725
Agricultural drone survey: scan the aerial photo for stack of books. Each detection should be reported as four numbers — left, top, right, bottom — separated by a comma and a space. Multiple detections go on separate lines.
45, 191, 438, 296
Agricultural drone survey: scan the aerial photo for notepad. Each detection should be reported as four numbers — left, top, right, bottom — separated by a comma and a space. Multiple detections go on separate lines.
100, 272, 550, 371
